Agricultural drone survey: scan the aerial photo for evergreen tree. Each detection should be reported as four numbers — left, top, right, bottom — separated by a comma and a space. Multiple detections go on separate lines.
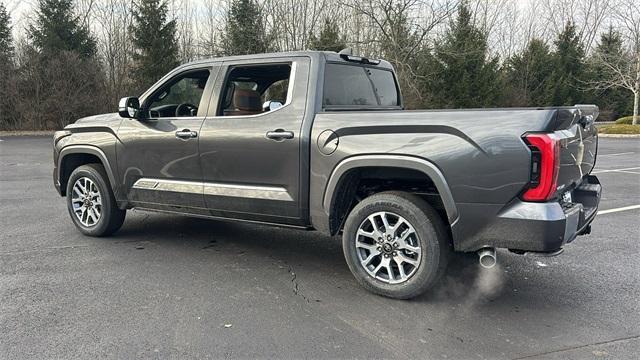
0, 3, 13, 61
0, 3, 16, 130
429, 3, 501, 108
549, 22, 586, 105
308, 18, 346, 53
221, 0, 270, 56
130, 0, 179, 90
503, 39, 555, 106
29, 0, 96, 58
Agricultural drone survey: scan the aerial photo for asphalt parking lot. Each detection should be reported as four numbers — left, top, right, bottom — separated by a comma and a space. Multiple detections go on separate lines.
1, 136, 639, 359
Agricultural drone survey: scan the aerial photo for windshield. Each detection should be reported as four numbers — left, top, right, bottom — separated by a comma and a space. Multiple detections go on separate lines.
323, 64, 400, 108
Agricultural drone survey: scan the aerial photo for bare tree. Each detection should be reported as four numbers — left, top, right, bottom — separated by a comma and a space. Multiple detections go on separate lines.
92, 0, 136, 103
585, 0, 639, 124
539, 0, 611, 52
195, 0, 225, 57
264, 0, 332, 51
341, 0, 456, 107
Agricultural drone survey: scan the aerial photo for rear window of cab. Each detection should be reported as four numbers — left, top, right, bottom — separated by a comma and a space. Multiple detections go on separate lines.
323, 63, 400, 109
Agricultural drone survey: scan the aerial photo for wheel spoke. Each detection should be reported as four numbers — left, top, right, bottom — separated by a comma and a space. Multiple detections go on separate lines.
73, 186, 84, 198
356, 241, 378, 253
361, 252, 379, 267
372, 257, 389, 276
384, 261, 394, 281
395, 257, 407, 279
89, 208, 98, 224
357, 228, 375, 239
366, 215, 383, 239
392, 218, 406, 237
397, 229, 419, 253
380, 213, 392, 233
397, 252, 419, 267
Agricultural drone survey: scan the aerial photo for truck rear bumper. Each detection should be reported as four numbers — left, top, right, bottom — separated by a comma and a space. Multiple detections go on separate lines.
453, 175, 601, 252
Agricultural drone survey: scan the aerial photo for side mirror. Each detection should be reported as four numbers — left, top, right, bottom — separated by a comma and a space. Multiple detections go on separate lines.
262, 100, 283, 112
118, 97, 140, 118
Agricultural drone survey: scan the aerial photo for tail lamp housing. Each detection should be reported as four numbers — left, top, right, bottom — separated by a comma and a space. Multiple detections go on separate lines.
521, 133, 560, 202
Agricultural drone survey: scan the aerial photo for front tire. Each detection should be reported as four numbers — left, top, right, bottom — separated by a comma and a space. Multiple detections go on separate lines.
66, 164, 126, 237
342, 191, 450, 299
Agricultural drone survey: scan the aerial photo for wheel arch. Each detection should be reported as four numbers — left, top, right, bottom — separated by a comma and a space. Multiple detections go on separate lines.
58, 145, 117, 197
322, 155, 459, 235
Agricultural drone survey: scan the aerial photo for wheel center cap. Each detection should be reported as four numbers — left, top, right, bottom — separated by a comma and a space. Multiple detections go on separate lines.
382, 243, 393, 253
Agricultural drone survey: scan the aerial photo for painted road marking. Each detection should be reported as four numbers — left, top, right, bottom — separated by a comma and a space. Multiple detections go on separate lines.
598, 152, 635, 157
598, 205, 640, 215
592, 167, 640, 174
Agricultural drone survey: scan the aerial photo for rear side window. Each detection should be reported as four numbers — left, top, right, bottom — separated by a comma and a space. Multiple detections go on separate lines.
323, 64, 399, 108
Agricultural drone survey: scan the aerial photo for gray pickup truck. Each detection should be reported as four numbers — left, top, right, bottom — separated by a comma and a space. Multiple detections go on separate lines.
53, 50, 601, 299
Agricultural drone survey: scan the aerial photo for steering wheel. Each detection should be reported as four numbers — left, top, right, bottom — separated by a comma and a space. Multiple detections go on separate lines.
175, 103, 198, 117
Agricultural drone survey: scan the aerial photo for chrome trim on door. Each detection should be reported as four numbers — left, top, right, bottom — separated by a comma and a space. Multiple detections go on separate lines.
132, 178, 293, 201
203, 182, 293, 201
132, 178, 202, 194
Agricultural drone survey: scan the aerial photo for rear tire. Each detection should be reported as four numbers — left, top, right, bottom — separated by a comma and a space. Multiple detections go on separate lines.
342, 191, 450, 299
66, 164, 125, 237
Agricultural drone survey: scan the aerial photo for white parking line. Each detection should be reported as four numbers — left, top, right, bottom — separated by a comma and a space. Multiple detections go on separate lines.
598, 152, 635, 157
598, 205, 640, 215
592, 167, 640, 174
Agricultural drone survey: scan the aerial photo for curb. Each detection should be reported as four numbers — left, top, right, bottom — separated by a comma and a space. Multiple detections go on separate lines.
598, 134, 640, 138
0, 131, 56, 137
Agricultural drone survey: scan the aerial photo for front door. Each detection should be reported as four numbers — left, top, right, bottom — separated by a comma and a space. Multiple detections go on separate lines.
198, 58, 309, 224
116, 65, 219, 213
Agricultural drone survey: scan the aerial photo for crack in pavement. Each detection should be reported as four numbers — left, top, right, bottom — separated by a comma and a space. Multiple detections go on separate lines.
512, 334, 640, 359
287, 264, 310, 303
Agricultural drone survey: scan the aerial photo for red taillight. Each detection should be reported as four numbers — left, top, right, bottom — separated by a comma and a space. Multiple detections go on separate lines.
521, 133, 560, 202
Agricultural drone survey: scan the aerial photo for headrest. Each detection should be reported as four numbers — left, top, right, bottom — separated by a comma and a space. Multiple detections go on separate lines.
233, 88, 262, 111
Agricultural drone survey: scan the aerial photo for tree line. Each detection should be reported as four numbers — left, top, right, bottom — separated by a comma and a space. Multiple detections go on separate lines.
1, 0, 639, 130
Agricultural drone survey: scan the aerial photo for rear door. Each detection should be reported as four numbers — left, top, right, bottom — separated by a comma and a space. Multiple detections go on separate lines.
198, 57, 310, 224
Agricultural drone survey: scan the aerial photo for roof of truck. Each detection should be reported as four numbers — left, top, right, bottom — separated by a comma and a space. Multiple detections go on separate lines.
180, 50, 394, 70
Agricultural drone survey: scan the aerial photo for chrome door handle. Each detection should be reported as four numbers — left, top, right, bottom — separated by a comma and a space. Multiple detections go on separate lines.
266, 129, 294, 141
175, 129, 197, 139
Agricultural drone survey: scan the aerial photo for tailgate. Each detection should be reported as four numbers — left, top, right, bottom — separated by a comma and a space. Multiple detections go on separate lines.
552, 105, 599, 193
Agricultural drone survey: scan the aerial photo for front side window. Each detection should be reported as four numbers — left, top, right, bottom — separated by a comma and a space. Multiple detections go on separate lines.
323, 64, 399, 108
219, 63, 292, 116
147, 69, 211, 118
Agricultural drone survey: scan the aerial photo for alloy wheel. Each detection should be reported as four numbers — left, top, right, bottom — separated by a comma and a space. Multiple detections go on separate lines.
355, 211, 422, 284
71, 177, 102, 227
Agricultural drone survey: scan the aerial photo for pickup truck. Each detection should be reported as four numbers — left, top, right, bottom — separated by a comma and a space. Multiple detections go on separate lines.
53, 50, 601, 299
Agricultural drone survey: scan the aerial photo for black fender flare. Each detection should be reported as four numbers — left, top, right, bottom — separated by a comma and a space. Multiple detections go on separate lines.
322, 154, 459, 227
57, 145, 118, 194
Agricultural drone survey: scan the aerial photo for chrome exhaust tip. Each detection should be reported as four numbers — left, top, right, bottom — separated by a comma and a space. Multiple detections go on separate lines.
477, 248, 497, 269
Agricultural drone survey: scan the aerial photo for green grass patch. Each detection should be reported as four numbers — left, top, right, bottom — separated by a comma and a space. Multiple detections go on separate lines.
597, 124, 640, 134
615, 116, 639, 125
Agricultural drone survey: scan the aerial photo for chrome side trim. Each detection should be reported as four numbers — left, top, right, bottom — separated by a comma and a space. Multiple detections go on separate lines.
132, 178, 202, 194
203, 182, 293, 201
132, 178, 293, 201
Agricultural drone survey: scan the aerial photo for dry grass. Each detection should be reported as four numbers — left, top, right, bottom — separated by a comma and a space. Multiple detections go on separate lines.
597, 124, 640, 134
